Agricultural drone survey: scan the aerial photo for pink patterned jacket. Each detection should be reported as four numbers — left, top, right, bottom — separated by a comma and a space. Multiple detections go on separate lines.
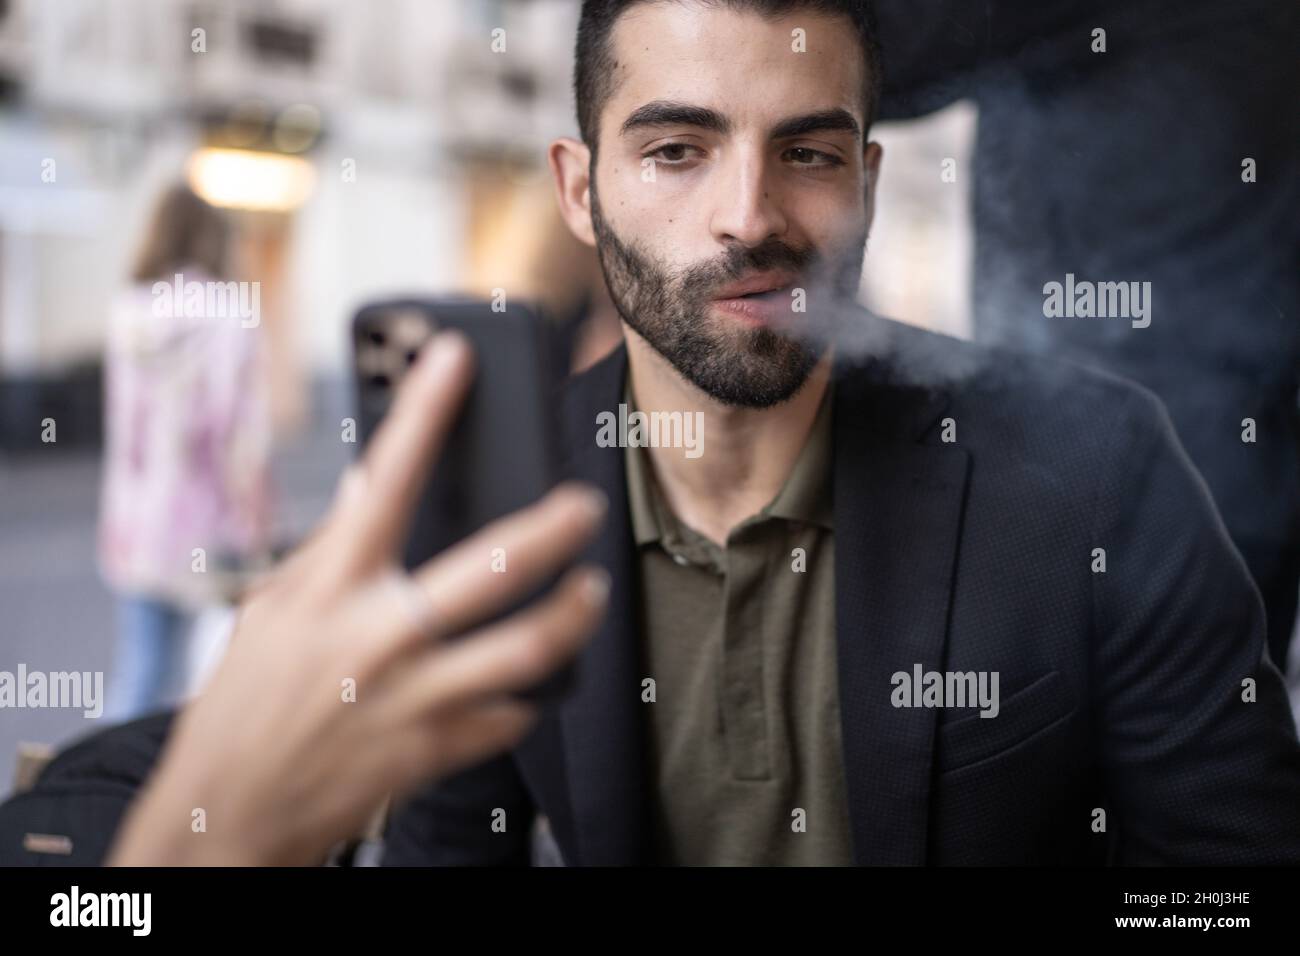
98, 268, 274, 605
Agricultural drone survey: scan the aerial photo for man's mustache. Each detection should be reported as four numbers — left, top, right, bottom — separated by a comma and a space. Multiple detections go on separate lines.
679, 239, 820, 298
676, 239, 867, 348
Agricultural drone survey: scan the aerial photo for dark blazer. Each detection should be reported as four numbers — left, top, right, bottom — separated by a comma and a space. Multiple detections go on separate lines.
383, 317, 1300, 866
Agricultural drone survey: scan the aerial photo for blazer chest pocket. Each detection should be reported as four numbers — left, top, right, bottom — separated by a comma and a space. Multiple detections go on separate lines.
935, 670, 1075, 774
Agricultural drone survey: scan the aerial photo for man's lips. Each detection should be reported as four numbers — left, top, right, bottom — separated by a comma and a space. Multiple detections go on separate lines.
710, 273, 801, 326
711, 272, 799, 300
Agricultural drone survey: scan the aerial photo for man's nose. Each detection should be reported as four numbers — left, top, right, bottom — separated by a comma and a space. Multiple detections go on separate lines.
708, 148, 788, 247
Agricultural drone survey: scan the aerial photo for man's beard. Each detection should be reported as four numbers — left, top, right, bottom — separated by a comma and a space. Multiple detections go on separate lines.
589, 184, 866, 409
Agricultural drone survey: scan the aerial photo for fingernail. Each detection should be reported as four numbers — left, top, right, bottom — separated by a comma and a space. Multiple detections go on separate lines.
576, 486, 608, 520
582, 567, 611, 604
420, 330, 468, 378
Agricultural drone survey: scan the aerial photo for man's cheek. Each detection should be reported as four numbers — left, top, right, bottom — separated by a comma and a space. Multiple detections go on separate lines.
622, 170, 702, 222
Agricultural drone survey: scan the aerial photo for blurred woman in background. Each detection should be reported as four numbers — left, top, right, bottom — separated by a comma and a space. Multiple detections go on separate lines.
98, 183, 274, 722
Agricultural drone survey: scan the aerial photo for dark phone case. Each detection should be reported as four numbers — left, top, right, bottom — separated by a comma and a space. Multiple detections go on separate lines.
352, 298, 575, 702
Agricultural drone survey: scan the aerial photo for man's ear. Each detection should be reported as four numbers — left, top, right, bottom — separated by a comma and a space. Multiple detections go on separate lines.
862, 140, 883, 237
549, 137, 596, 247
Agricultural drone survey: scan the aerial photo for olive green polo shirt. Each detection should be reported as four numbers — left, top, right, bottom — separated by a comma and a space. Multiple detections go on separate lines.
624, 381, 854, 866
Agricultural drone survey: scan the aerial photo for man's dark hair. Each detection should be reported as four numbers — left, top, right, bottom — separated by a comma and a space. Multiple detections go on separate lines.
574, 0, 883, 157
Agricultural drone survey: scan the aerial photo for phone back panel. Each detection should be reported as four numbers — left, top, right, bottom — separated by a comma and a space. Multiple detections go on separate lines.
352, 297, 568, 571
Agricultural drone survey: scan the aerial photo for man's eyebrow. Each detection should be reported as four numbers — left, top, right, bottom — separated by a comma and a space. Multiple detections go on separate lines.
619, 101, 860, 141
770, 108, 861, 141
620, 100, 731, 136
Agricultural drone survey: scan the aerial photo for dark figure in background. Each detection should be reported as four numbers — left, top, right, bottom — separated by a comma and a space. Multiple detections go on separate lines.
875, 0, 1300, 667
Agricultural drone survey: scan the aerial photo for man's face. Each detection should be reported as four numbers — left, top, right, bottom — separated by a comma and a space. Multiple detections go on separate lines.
583, 2, 880, 407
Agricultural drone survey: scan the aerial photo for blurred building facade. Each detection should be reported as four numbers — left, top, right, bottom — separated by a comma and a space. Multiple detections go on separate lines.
0, 0, 584, 449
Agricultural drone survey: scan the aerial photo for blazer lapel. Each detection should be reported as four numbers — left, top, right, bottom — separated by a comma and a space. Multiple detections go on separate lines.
516, 345, 649, 866
832, 345, 971, 865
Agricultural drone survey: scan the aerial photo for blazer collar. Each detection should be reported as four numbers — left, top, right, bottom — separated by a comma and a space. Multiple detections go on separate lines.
516, 345, 649, 865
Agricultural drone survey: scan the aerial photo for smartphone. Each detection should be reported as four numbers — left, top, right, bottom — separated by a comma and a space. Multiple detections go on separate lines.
351, 297, 575, 701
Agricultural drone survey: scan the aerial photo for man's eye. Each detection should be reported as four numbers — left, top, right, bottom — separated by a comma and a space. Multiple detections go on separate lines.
786, 147, 842, 167
645, 143, 699, 164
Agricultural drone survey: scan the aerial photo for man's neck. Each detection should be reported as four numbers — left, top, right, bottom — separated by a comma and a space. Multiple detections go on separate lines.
624, 327, 832, 545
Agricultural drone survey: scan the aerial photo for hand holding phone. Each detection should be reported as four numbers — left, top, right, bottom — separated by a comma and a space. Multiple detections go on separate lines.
107, 333, 608, 866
